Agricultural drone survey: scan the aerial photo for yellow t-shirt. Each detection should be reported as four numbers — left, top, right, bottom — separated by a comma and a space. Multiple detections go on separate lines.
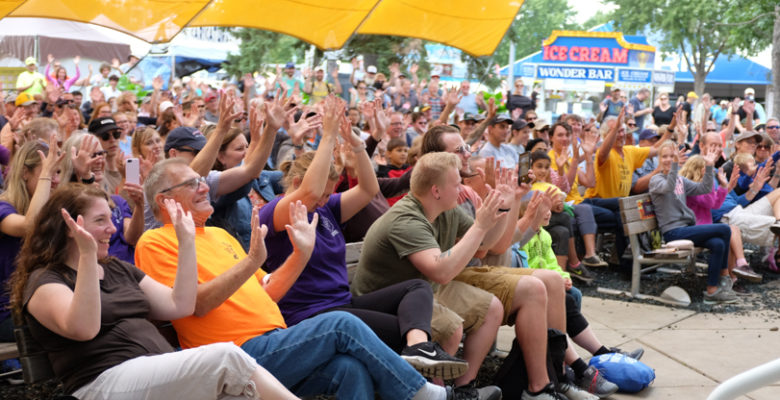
136, 225, 286, 349
584, 145, 650, 199
310, 80, 333, 104
548, 149, 584, 204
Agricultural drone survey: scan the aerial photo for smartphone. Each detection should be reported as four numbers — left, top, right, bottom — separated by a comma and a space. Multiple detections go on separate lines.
125, 158, 140, 185
518, 152, 532, 185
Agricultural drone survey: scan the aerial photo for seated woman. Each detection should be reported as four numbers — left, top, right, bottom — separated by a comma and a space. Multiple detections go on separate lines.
649, 141, 735, 304
9, 184, 297, 400
0, 138, 63, 341
257, 96, 466, 380
680, 155, 761, 285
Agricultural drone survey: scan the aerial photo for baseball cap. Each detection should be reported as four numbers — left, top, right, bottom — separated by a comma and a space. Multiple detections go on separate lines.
735, 130, 761, 143
638, 129, 660, 141
285, 62, 295, 69
165, 126, 207, 153
88, 117, 120, 137
366, 65, 377, 74
610, 86, 620, 92
159, 100, 174, 113
462, 113, 485, 122
5, 93, 16, 104
687, 91, 698, 99
24, 57, 36, 66
512, 119, 528, 130
490, 114, 513, 126
745, 87, 756, 96
204, 93, 217, 103
15, 92, 35, 106
529, 119, 549, 131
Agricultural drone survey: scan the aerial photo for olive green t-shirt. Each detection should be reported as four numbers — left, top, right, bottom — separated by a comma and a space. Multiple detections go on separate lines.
352, 194, 473, 295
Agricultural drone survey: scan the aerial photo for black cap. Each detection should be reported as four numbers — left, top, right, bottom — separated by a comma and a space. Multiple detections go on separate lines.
512, 119, 529, 130
88, 117, 120, 136
490, 114, 513, 126
164, 126, 207, 153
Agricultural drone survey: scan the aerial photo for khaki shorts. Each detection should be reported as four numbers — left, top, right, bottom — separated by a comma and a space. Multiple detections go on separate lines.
723, 197, 775, 247
431, 280, 493, 343
454, 266, 534, 325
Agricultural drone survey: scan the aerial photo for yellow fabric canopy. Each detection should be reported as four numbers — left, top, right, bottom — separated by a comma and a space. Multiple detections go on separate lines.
2, 0, 523, 56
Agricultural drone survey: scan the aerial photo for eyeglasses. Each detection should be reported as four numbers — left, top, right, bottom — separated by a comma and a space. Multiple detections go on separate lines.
91, 150, 108, 158
160, 176, 206, 193
706, 129, 717, 132
627, 123, 637, 127
96, 129, 121, 141
767, 125, 780, 130
660, 97, 668, 100
758, 144, 771, 150
452, 145, 470, 155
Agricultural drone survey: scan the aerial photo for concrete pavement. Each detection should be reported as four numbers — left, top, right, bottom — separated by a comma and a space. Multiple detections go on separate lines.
494, 297, 780, 399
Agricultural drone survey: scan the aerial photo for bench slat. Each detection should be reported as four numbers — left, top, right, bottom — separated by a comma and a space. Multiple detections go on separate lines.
0, 342, 19, 360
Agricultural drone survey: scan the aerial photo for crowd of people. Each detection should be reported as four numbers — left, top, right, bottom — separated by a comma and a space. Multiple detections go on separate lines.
0, 52, 777, 400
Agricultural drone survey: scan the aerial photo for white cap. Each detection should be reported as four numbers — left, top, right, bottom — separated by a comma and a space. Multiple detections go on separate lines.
366, 65, 377, 74
745, 87, 755, 95
159, 100, 174, 113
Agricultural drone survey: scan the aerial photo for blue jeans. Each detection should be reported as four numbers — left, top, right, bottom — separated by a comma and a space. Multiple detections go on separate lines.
240, 311, 425, 400
663, 224, 731, 286
582, 198, 626, 262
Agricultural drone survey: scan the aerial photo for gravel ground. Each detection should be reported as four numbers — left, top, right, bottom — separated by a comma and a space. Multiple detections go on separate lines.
3, 247, 777, 399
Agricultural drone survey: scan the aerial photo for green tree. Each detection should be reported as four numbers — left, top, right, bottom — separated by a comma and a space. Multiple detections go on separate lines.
608, 0, 774, 95
460, 0, 578, 90
222, 29, 318, 78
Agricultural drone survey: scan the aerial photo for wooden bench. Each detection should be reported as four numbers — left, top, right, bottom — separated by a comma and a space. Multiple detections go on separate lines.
597, 194, 699, 306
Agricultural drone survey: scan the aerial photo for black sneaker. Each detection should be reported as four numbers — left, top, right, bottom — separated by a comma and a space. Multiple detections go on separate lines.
447, 384, 502, 400
609, 346, 645, 360
567, 263, 595, 284
521, 383, 567, 399
401, 341, 468, 380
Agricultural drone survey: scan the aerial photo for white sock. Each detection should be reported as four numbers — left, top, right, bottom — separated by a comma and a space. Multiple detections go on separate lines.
412, 382, 448, 400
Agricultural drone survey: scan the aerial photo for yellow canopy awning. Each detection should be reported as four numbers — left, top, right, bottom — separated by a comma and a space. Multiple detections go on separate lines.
1, 0, 524, 56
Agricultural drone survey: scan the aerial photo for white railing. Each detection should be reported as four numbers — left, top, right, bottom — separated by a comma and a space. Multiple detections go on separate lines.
707, 358, 780, 400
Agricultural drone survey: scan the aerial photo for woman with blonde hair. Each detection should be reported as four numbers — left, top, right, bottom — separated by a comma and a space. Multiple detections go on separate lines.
0, 138, 63, 341
680, 155, 761, 285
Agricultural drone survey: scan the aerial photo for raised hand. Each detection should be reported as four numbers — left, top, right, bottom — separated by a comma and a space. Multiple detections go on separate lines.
263, 89, 293, 131
678, 147, 689, 166
373, 98, 389, 134
339, 113, 362, 147
730, 97, 741, 115
247, 206, 269, 264
728, 165, 740, 192
70, 135, 101, 180
701, 148, 717, 166
288, 112, 322, 144
285, 200, 318, 257
320, 95, 344, 138
61, 209, 97, 255
47, 54, 55, 65
444, 86, 461, 107
163, 198, 195, 243
483, 157, 496, 189
486, 97, 497, 119
743, 98, 755, 115
716, 169, 728, 187
40, 135, 65, 179
152, 75, 164, 91
73, 55, 80, 65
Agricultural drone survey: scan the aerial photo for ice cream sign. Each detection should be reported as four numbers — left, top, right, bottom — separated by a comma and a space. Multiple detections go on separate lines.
541, 30, 656, 69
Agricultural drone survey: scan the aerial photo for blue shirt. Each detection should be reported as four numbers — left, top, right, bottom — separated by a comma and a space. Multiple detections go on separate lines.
478, 142, 519, 167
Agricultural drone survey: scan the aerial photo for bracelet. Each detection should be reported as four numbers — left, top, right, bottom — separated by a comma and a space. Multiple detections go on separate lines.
749, 189, 758, 195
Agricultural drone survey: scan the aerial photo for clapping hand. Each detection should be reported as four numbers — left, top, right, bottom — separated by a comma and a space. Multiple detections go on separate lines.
474, 190, 507, 230
247, 206, 269, 264
163, 198, 195, 243
61, 209, 97, 256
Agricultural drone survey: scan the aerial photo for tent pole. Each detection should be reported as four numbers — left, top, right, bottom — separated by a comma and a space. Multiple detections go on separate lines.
508, 41, 515, 94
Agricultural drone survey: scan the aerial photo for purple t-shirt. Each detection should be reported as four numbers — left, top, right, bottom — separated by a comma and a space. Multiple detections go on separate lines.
0, 201, 22, 321
258, 193, 351, 325
109, 195, 135, 265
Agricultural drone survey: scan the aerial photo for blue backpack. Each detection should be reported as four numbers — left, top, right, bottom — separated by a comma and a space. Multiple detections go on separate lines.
589, 353, 655, 393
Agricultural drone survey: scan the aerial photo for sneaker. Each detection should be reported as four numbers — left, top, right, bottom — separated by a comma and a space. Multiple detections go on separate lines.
401, 341, 468, 380
733, 265, 762, 283
582, 256, 608, 268
521, 383, 567, 400
576, 366, 619, 398
567, 263, 595, 284
447, 384, 502, 400
719, 275, 734, 292
608, 346, 644, 360
702, 287, 738, 305
770, 222, 780, 237
557, 382, 599, 400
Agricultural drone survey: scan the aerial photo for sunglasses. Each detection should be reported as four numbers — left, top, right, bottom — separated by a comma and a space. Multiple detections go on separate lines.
758, 144, 771, 150
96, 129, 121, 141
452, 145, 470, 155
91, 150, 108, 158
706, 129, 717, 132
160, 176, 206, 193
767, 125, 780, 130
627, 123, 637, 127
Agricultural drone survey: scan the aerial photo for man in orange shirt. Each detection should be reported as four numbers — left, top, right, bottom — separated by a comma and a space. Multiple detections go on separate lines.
136, 158, 500, 400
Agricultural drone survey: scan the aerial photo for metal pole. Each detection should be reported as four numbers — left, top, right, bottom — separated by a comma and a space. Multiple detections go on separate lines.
508, 41, 515, 95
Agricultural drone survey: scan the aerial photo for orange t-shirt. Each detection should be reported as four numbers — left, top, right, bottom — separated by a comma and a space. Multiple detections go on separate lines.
135, 225, 286, 349
584, 145, 650, 199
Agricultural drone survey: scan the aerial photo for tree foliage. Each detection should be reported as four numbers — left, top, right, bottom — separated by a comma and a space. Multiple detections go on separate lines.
460, 0, 578, 90
608, 0, 775, 93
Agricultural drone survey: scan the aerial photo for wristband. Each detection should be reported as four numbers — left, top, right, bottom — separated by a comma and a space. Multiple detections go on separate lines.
352, 142, 367, 153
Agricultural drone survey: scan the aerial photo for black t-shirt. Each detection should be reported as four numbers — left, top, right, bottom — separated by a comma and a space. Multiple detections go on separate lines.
652, 106, 675, 126
737, 106, 759, 123
23, 259, 173, 394
506, 93, 534, 116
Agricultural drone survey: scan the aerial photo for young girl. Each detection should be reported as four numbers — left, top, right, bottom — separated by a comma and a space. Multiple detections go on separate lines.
680, 156, 761, 284
649, 141, 735, 304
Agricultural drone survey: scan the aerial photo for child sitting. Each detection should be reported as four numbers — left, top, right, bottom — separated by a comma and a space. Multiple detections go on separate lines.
377, 137, 411, 178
